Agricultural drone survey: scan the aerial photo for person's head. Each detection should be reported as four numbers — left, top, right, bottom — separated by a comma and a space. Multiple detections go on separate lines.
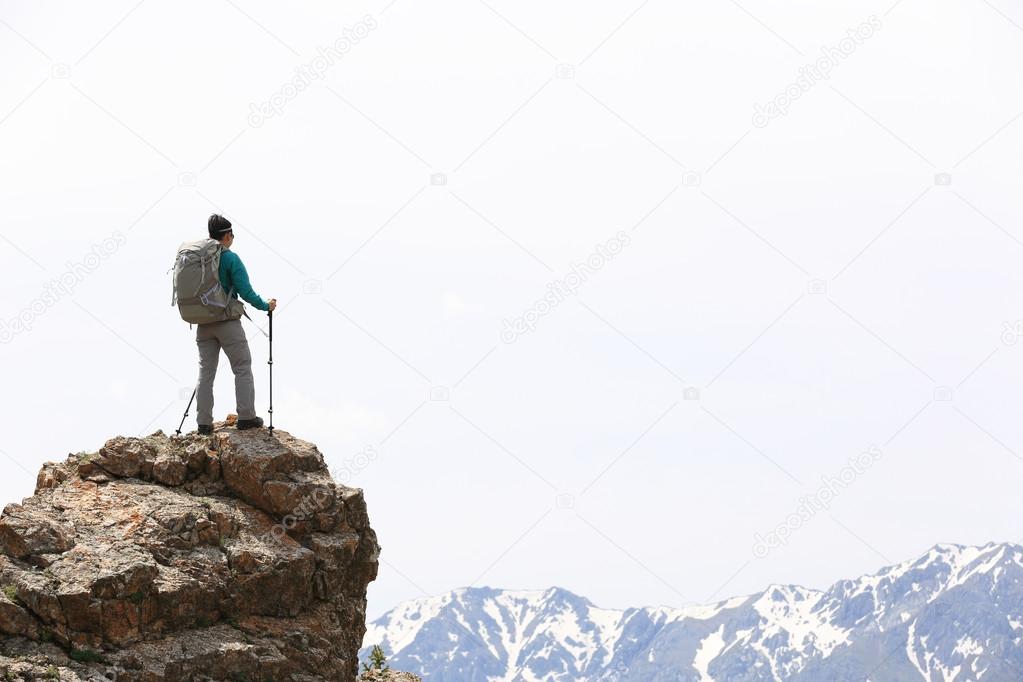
208, 214, 234, 246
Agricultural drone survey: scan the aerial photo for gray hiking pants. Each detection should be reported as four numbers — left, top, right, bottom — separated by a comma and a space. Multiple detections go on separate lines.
195, 318, 256, 425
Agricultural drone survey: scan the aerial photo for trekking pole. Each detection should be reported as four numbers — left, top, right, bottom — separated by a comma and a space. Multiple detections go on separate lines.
241, 310, 269, 338
175, 387, 197, 436
267, 309, 274, 437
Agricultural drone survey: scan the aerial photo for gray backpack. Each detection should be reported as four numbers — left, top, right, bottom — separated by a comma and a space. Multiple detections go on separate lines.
171, 239, 245, 324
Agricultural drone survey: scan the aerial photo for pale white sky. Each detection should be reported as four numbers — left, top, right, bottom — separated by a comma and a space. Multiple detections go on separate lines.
2, 0, 1023, 620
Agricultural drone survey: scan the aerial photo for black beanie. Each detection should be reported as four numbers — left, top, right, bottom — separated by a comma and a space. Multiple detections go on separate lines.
208, 214, 233, 239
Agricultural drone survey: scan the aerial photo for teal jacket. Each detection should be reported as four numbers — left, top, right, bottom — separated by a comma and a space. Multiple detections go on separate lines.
219, 250, 269, 312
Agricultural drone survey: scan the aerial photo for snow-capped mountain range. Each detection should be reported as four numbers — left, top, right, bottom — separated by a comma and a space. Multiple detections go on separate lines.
361, 542, 1023, 681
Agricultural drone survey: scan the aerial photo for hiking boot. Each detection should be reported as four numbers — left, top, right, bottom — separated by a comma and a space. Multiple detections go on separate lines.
197, 424, 213, 435
236, 417, 264, 430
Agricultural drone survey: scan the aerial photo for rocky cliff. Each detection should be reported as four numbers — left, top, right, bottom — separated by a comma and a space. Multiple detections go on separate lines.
0, 422, 380, 681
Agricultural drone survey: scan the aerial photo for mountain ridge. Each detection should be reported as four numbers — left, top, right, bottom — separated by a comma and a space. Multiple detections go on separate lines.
362, 541, 1023, 681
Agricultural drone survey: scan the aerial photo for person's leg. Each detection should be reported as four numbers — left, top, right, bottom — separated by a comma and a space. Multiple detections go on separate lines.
219, 319, 256, 420
195, 323, 221, 427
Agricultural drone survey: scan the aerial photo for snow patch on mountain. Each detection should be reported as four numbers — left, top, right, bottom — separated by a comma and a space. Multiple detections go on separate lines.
693, 625, 724, 681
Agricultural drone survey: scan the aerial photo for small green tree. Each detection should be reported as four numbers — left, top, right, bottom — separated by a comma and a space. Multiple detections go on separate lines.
361, 645, 390, 672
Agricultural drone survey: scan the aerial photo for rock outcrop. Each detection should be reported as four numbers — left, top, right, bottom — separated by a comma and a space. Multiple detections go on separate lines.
358, 671, 421, 682
0, 422, 380, 681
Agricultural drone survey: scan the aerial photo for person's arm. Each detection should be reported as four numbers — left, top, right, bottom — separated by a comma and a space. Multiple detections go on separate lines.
226, 252, 270, 311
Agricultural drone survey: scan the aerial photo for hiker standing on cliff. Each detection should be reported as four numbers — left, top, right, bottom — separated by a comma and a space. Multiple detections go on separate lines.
193, 214, 276, 434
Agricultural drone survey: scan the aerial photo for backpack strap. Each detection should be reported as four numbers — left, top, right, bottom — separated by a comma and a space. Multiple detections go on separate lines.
194, 254, 206, 297
220, 243, 237, 303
